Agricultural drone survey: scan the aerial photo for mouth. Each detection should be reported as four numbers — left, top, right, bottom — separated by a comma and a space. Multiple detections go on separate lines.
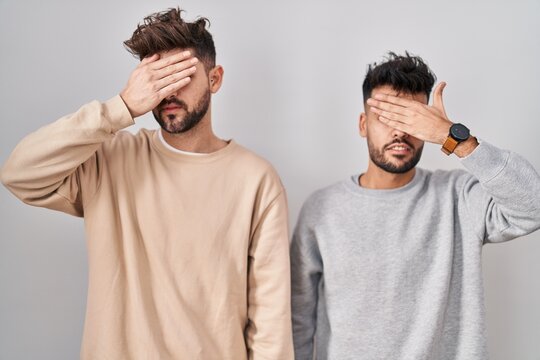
386, 143, 413, 154
162, 106, 182, 112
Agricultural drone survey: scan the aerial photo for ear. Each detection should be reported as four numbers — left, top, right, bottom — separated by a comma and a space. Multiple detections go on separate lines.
359, 112, 367, 138
209, 65, 224, 93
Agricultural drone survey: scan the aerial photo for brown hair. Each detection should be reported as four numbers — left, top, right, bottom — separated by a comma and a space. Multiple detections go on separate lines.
124, 8, 216, 71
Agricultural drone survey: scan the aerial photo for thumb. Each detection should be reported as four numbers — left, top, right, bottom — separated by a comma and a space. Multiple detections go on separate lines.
432, 82, 448, 117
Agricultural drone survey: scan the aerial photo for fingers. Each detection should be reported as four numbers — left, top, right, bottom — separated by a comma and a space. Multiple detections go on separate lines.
369, 93, 433, 118
378, 115, 411, 133
432, 82, 448, 116
368, 96, 430, 125
370, 106, 407, 124
367, 98, 410, 116
370, 93, 431, 115
371, 93, 415, 107
157, 77, 192, 99
155, 66, 197, 91
155, 57, 198, 80
151, 50, 194, 70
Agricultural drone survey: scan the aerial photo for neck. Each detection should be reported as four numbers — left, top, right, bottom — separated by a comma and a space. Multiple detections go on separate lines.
359, 161, 416, 189
161, 110, 227, 153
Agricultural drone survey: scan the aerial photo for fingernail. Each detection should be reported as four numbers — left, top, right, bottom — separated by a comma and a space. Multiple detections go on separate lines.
191, 58, 199, 64
367, 99, 375, 105
183, 51, 191, 57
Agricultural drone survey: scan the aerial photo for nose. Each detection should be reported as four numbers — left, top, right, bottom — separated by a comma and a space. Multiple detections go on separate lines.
391, 127, 409, 139
166, 92, 178, 100
166, 87, 184, 100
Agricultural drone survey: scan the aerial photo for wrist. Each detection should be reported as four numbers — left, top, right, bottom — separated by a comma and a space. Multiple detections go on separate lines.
453, 136, 479, 158
119, 92, 141, 118
437, 122, 453, 145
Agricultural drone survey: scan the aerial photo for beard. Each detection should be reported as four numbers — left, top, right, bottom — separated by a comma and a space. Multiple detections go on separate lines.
153, 90, 211, 134
368, 137, 423, 174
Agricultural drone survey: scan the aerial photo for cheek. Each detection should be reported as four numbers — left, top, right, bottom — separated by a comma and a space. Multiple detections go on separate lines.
373, 119, 392, 132
178, 85, 202, 105
185, 77, 209, 96
366, 117, 391, 137
365, 129, 387, 148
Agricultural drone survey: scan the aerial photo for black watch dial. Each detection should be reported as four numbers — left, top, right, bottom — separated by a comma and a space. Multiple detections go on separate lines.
450, 123, 470, 142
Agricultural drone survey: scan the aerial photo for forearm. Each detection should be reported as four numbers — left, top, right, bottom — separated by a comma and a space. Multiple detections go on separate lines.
0, 96, 133, 204
291, 289, 318, 359
461, 141, 540, 240
290, 247, 320, 359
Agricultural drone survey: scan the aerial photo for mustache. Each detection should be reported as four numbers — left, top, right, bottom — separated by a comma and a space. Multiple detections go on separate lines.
159, 98, 188, 110
384, 138, 415, 150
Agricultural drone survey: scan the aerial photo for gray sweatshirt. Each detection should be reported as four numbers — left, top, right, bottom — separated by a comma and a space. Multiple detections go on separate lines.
291, 141, 540, 360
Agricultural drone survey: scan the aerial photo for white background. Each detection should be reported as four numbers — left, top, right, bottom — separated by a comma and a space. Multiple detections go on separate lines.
1, 0, 539, 358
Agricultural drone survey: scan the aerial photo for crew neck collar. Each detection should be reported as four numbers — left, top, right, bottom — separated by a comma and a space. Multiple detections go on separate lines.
343, 168, 426, 198
157, 129, 207, 156
151, 130, 236, 163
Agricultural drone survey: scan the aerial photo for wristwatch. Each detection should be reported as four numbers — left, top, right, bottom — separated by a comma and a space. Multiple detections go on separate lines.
441, 123, 470, 155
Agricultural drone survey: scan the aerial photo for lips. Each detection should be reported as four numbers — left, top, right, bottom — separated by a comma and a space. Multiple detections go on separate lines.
162, 106, 181, 111
387, 144, 410, 150
386, 143, 413, 154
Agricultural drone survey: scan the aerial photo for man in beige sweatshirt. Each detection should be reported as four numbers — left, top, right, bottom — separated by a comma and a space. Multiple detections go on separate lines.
0, 8, 293, 360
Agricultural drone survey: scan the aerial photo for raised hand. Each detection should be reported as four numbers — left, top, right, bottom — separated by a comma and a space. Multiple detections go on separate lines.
367, 82, 453, 145
120, 50, 199, 118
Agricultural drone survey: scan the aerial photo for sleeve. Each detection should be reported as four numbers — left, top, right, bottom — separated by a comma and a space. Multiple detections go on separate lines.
245, 189, 294, 360
290, 199, 323, 360
0, 95, 134, 217
458, 140, 540, 244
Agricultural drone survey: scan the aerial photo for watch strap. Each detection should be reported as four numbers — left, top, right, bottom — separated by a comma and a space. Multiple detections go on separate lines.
441, 136, 459, 155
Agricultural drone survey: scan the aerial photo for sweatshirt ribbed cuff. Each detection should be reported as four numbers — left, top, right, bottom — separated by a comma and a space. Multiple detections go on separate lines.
102, 95, 135, 133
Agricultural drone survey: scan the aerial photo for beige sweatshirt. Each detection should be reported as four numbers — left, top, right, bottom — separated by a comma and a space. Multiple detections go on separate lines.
1, 96, 293, 360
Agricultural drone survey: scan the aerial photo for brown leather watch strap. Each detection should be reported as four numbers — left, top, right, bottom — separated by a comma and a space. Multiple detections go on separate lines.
441, 136, 459, 155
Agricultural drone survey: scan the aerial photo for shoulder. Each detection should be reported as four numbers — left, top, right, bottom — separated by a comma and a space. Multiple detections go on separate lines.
91, 129, 155, 170
231, 142, 277, 170
230, 142, 284, 187
425, 167, 476, 189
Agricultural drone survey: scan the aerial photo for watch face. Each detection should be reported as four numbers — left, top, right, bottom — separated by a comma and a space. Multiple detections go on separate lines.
450, 123, 470, 141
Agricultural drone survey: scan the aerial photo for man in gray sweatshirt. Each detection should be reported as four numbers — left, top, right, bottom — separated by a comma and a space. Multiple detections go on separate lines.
290, 52, 540, 360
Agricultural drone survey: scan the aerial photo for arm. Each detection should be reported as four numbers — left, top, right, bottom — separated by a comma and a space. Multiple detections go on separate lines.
367, 82, 540, 242
1, 51, 198, 215
0, 97, 133, 216
290, 202, 322, 360
459, 141, 540, 243
245, 190, 294, 360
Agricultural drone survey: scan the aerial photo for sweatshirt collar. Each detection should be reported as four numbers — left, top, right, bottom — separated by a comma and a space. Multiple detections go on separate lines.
344, 168, 426, 198
151, 130, 236, 163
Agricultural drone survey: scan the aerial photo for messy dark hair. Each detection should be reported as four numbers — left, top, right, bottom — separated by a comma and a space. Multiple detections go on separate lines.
362, 52, 436, 103
124, 8, 216, 71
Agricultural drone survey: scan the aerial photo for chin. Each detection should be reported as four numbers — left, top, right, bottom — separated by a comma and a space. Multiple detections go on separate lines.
387, 155, 411, 163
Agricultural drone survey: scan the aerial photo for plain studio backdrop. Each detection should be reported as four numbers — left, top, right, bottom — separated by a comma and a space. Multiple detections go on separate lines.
1, 0, 539, 359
